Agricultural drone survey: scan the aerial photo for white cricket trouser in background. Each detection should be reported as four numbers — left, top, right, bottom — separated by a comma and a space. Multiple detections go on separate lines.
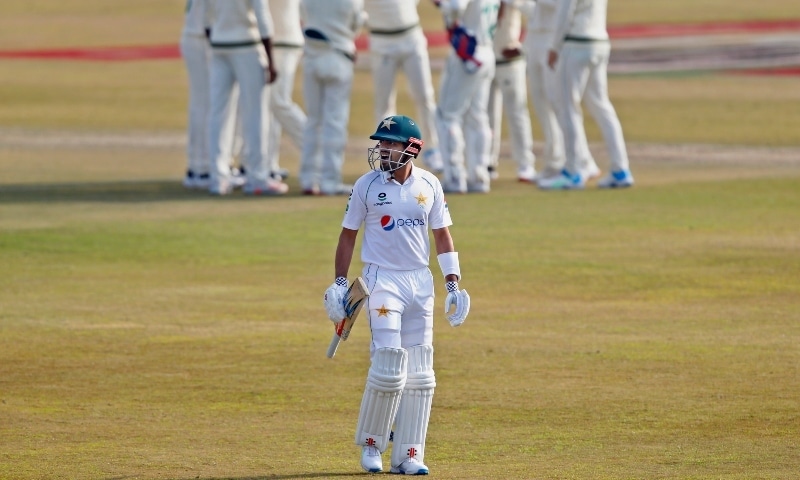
488, 57, 535, 178
267, 45, 306, 175
555, 40, 630, 176
361, 265, 435, 357
524, 32, 566, 174
436, 47, 495, 193
368, 27, 439, 151
208, 45, 271, 185
300, 48, 353, 193
181, 34, 212, 176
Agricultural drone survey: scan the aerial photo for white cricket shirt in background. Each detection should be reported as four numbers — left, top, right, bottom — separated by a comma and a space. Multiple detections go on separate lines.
269, 0, 304, 46
182, 0, 207, 38
364, 0, 421, 32
204, 0, 274, 45
549, 0, 610, 51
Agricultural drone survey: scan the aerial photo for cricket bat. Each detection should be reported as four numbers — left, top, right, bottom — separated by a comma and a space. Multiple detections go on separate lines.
326, 276, 370, 359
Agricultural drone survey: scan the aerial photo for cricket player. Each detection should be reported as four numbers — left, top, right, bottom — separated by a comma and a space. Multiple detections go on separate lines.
324, 115, 470, 474
435, 0, 501, 193
299, 0, 366, 195
521, 0, 600, 182
364, 0, 444, 173
205, 0, 289, 195
487, 0, 536, 183
538, 0, 634, 189
266, 0, 306, 181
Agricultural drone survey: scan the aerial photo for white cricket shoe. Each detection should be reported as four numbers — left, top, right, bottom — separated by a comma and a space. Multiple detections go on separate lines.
597, 169, 635, 188
243, 178, 289, 196
320, 183, 353, 196
209, 179, 234, 196
390, 458, 429, 475
361, 446, 383, 473
581, 162, 601, 180
230, 166, 246, 188
517, 165, 537, 183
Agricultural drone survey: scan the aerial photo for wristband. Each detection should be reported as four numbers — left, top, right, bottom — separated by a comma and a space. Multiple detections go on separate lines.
335, 276, 348, 287
445, 281, 459, 293
437, 251, 461, 281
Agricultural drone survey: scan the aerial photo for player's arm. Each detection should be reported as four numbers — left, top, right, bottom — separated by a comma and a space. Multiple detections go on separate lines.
335, 227, 359, 280
324, 227, 359, 323
433, 227, 470, 326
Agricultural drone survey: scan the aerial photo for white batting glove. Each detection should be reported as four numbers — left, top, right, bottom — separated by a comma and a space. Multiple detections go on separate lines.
444, 281, 470, 327
324, 277, 348, 324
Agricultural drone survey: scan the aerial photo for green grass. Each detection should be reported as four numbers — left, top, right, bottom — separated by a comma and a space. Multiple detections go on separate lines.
1, 1, 800, 479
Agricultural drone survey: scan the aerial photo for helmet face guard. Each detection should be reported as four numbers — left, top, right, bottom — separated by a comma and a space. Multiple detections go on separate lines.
367, 115, 424, 172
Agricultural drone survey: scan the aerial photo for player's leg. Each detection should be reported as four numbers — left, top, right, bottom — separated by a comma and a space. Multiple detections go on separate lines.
556, 43, 592, 180
487, 71, 503, 179
207, 50, 237, 194
230, 47, 270, 185
369, 37, 400, 124
501, 60, 536, 182
300, 55, 323, 194
463, 61, 495, 193
436, 53, 481, 193
391, 267, 435, 474
527, 38, 564, 177
268, 46, 306, 176
180, 34, 211, 187
318, 53, 353, 195
582, 43, 632, 182
401, 31, 443, 172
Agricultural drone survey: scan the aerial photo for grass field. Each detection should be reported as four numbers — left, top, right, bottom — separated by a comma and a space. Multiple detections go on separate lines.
1, 1, 800, 479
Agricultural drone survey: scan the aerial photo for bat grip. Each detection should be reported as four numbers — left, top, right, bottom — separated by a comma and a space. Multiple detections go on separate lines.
326, 331, 341, 358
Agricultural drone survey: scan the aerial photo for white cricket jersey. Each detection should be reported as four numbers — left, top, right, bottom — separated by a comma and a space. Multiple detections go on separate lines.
524, 0, 558, 35
493, 1, 522, 55
205, 0, 273, 45
342, 165, 452, 271
300, 0, 365, 56
363, 0, 420, 32
440, 0, 501, 46
269, 0, 304, 46
550, 0, 609, 51
182, 0, 206, 38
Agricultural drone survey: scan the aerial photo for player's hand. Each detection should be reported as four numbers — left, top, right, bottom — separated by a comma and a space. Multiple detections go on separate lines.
547, 49, 559, 70
324, 278, 348, 324
444, 281, 470, 327
266, 65, 278, 84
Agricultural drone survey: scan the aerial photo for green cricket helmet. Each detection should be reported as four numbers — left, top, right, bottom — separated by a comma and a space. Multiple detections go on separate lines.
368, 115, 425, 172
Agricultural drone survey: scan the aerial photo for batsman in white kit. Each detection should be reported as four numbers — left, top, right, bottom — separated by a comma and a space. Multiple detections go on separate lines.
324, 115, 470, 475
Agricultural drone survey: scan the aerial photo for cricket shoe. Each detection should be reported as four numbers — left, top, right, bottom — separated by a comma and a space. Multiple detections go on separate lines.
488, 164, 499, 180
271, 168, 290, 181
209, 179, 234, 196
537, 169, 585, 190
581, 162, 601, 180
182, 170, 210, 189
597, 169, 635, 188
422, 148, 444, 173
361, 446, 383, 473
390, 458, 429, 475
320, 183, 353, 196
243, 178, 289, 196
230, 166, 246, 188
517, 165, 537, 183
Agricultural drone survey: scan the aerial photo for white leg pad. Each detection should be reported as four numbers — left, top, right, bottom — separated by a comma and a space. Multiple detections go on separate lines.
391, 344, 436, 468
354, 347, 408, 452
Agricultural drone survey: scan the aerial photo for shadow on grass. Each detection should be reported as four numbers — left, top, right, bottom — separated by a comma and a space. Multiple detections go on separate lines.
164, 474, 359, 480
0, 180, 296, 204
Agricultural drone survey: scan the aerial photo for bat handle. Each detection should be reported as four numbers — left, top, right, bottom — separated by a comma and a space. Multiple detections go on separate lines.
326, 332, 341, 358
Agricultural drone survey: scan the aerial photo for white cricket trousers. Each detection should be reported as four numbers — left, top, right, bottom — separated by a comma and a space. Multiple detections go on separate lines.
180, 34, 212, 175
436, 48, 496, 192
300, 49, 353, 192
361, 264, 435, 359
554, 41, 630, 175
488, 58, 535, 175
267, 46, 306, 174
208, 45, 271, 185
524, 32, 565, 172
368, 27, 439, 151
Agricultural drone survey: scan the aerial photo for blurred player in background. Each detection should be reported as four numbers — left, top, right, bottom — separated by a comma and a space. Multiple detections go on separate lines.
522, 0, 600, 184
299, 0, 366, 195
363, 0, 444, 173
539, 0, 633, 189
435, 0, 501, 193
324, 115, 470, 474
265, 0, 306, 182
487, 0, 536, 183
205, 0, 289, 195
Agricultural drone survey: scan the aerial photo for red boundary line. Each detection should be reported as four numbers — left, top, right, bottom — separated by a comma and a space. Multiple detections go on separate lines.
0, 19, 799, 62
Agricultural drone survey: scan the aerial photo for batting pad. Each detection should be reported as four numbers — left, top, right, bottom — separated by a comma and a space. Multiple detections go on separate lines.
355, 347, 408, 452
391, 344, 436, 468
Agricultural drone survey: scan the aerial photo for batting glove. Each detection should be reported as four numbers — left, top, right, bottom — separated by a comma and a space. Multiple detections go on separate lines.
324, 277, 348, 324
444, 281, 470, 327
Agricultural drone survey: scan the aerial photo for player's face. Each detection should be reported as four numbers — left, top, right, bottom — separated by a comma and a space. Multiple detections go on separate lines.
378, 140, 407, 170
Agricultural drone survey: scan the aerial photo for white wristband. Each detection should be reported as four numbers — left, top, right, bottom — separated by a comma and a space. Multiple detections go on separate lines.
437, 251, 460, 281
